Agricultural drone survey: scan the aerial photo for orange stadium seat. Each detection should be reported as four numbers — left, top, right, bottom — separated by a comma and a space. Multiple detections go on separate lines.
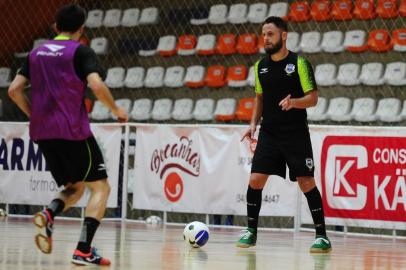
332, 0, 353, 20
216, 34, 237, 55
84, 98, 93, 113
176, 35, 197, 55
205, 65, 226, 87
377, 0, 398, 18
235, 98, 254, 122
392, 29, 406, 51
311, 0, 332, 21
288, 1, 311, 22
400, 0, 406, 17
368, 29, 393, 52
354, 0, 376, 20
227, 65, 248, 87
257, 35, 265, 54
236, 34, 258, 55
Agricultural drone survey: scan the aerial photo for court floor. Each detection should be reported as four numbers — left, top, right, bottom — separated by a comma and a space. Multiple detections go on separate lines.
1, 217, 406, 270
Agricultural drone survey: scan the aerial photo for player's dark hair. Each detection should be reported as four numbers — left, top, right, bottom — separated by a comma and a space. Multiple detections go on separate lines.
262, 16, 288, 32
56, 4, 86, 32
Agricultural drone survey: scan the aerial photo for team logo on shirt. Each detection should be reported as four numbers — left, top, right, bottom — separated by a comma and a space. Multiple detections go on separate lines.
259, 68, 269, 74
285, 64, 295, 75
305, 158, 314, 171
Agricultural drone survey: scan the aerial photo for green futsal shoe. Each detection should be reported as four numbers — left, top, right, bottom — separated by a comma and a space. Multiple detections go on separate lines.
236, 228, 257, 248
310, 235, 332, 253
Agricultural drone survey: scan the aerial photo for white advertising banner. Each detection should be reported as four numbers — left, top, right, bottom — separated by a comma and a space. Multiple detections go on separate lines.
133, 125, 297, 216
0, 123, 122, 208
301, 126, 406, 230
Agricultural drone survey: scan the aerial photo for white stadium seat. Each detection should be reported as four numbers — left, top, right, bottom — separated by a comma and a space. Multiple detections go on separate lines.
343, 30, 367, 50
307, 97, 328, 121
247, 66, 255, 87
124, 67, 145, 88
121, 8, 140, 27
315, 64, 337, 86
0, 67, 11, 87
193, 98, 215, 121
321, 31, 344, 53
85, 10, 104, 28
103, 9, 122, 27
384, 62, 406, 86
300, 31, 322, 53
228, 3, 248, 24
214, 98, 237, 119
105, 67, 125, 88
196, 34, 216, 55
360, 62, 385, 86
351, 97, 377, 122
111, 98, 131, 119
184, 65, 205, 88
268, 2, 288, 18
208, 4, 228, 24
91, 101, 110, 120
375, 98, 402, 122
127, 169, 136, 193
172, 98, 194, 121
151, 98, 173, 121
131, 98, 152, 121
326, 97, 352, 122
247, 3, 268, 24
157, 35, 177, 56
33, 39, 47, 50
164, 66, 185, 88
286, 32, 300, 53
337, 63, 361, 86
90, 37, 108, 55
139, 7, 159, 25
144, 67, 165, 88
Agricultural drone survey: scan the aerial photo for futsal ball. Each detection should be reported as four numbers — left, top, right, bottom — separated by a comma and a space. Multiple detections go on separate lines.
183, 221, 209, 248
0, 208, 7, 217
145, 215, 162, 225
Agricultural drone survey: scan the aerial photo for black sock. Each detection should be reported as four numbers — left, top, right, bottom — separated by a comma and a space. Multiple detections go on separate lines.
46, 199, 65, 219
76, 217, 100, 253
247, 185, 262, 230
304, 187, 326, 237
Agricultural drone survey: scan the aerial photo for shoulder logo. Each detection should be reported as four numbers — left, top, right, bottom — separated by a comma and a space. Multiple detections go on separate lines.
44, 44, 65, 52
285, 64, 295, 75
259, 68, 269, 74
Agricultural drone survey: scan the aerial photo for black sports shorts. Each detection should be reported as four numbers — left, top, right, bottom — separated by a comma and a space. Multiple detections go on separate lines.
251, 124, 315, 181
37, 136, 108, 187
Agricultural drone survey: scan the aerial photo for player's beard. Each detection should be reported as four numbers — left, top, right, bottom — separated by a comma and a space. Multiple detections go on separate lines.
264, 37, 283, 55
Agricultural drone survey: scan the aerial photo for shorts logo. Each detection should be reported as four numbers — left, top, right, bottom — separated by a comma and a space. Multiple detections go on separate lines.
98, 163, 106, 171
285, 64, 295, 75
305, 158, 314, 170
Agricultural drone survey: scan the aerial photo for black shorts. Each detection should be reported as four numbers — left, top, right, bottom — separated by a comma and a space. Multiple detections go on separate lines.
251, 125, 315, 181
37, 136, 108, 187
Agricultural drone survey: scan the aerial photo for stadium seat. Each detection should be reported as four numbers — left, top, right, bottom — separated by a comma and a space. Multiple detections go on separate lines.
321, 31, 345, 53
177, 35, 197, 56
258, 35, 265, 54
124, 67, 145, 88
0, 67, 11, 87
139, 7, 159, 24
105, 67, 125, 88
384, 62, 406, 86
299, 31, 322, 53
332, 101, 355, 122
196, 34, 216, 55
152, 99, 173, 121
248, 3, 268, 23
184, 65, 206, 88
130, 98, 152, 121
157, 35, 177, 56
332, 0, 353, 21
315, 64, 337, 86
360, 62, 385, 85
311, 0, 332, 21
307, 97, 328, 121
235, 98, 254, 121
190, 6, 210, 25
288, 1, 311, 22
205, 65, 226, 88
127, 169, 135, 193
377, 0, 398, 19
144, 67, 165, 88
400, 0, 406, 17
228, 3, 248, 24
337, 63, 361, 86
354, 0, 376, 20
84, 98, 93, 114
236, 34, 258, 55
375, 98, 402, 122
172, 98, 194, 121
91, 101, 110, 120
216, 34, 237, 55
193, 98, 215, 121
268, 2, 289, 19
400, 100, 406, 120
227, 65, 248, 88
164, 66, 185, 88
392, 29, 406, 52
350, 97, 377, 122
138, 38, 158, 56
121, 8, 140, 27
247, 66, 255, 87
215, 98, 237, 121
287, 32, 300, 52
85, 10, 104, 28
33, 38, 47, 50
90, 37, 108, 55
103, 9, 122, 27
368, 29, 393, 52
208, 4, 228, 24
343, 30, 368, 52
326, 97, 352, 122
111, 98, 131, 120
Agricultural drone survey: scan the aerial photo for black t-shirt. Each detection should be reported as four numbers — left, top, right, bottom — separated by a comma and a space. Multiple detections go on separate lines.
19, 44, 106, 81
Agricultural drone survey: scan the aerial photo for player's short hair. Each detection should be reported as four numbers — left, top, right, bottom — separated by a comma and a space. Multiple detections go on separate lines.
56, 4, 86, 32
262, 16, 288, 32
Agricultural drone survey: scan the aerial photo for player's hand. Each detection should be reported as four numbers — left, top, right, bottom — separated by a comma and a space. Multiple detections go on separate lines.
241, 124, 256, 142
279, 94, 294, 111
112, 107, 129, 123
